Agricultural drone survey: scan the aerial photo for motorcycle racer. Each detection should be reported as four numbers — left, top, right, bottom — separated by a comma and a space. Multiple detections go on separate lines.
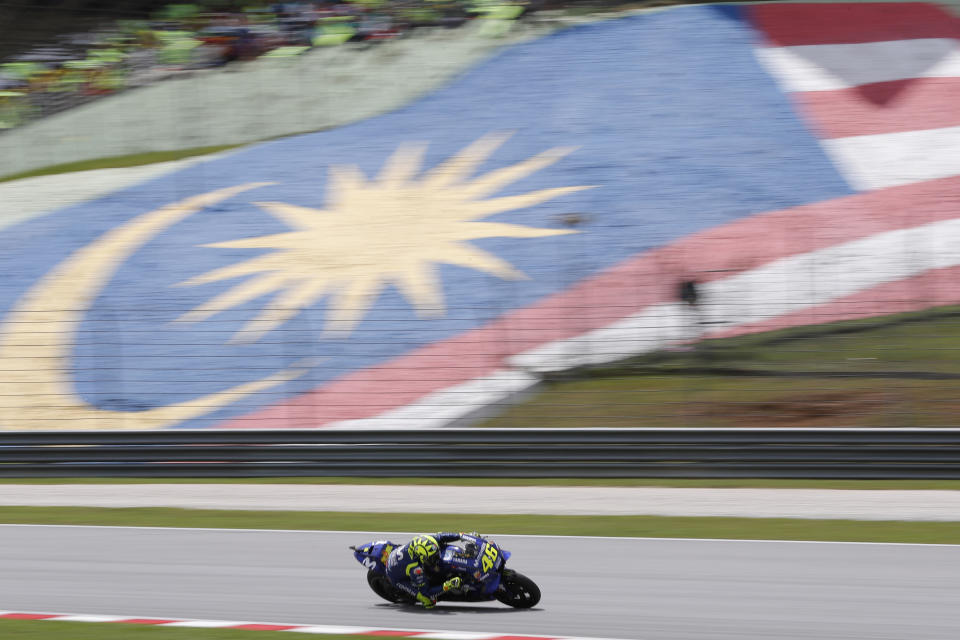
385, 532, 473, 608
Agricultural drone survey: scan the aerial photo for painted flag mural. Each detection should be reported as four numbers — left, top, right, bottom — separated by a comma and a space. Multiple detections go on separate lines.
0, 3, 958, 430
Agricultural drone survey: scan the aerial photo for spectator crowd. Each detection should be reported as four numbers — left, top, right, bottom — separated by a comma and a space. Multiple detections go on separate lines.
0, 0, 535, 130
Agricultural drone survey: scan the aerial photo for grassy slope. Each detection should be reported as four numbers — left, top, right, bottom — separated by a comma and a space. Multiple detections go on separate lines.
477, 305, 960, 428
0, 145, 244, 183
2, 507, 959, 544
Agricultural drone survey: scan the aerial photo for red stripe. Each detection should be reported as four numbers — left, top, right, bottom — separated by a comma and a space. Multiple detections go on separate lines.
0, 613, 59, 620
216, 174, 960, 429
748, 3, 960, 46
231, 623, 302, 631
121, 618, 179, 625
796, 77, 960, 139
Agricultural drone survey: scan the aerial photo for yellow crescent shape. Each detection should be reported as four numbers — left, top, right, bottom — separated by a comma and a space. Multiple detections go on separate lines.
0, 183, 306, 431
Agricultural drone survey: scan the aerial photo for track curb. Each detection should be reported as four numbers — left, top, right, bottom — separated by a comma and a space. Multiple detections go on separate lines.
0, 610, 624, 640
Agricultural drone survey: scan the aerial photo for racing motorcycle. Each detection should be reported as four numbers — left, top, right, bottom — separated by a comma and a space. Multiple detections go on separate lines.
350, 533, 541, 608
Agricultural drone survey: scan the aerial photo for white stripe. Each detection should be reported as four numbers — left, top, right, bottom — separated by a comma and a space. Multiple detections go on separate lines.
161, 620, 248, 628
511, 302, 685, 371
282, 625, 378, 634
756, 39, 960, 93
514, 214, 960, 372
52, 615, 130, 623
700, 215, 960, 322
414, 633, 505, 640
325, 368, 538, 430
823, 125, 960, 191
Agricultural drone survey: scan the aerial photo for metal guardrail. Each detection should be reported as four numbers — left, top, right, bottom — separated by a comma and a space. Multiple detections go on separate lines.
1, 428, 959, 478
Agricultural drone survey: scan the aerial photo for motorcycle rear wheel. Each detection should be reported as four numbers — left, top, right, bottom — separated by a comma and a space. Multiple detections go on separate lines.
367, 569, 405, 603
495, 569, 541, 608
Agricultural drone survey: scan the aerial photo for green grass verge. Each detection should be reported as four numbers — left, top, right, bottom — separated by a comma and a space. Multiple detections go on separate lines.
0, 619, 367, 640
0, 144, 245, 183
477, 304, 960, 428
2, 507, 958, 544
1, 477, 960, 490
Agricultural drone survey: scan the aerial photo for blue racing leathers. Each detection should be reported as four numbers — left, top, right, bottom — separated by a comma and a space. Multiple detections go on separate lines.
385, 532, 464, 606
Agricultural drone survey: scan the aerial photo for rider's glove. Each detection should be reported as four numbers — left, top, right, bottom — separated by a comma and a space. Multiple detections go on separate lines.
442, 576, 462, 592
416, 592, 437, 608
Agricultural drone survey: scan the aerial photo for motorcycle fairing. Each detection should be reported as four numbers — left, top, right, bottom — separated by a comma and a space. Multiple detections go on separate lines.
352, 540, 396, 573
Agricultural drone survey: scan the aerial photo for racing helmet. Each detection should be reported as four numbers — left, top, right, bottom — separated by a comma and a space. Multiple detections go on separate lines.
409, 535, 441, 570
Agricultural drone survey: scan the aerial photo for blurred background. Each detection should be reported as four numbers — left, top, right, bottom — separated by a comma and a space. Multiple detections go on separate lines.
2, 8, 960, 638
1, 0, 960, 433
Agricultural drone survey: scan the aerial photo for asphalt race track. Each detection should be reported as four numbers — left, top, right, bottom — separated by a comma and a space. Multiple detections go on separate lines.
1, 526, 958, 639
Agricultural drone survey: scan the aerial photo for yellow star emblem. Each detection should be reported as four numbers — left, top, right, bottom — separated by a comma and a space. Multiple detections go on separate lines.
177, 132, 594, 342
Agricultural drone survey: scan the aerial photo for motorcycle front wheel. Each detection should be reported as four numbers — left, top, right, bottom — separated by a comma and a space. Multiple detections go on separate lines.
495, 569, 541, 608
366, 569, 405, 603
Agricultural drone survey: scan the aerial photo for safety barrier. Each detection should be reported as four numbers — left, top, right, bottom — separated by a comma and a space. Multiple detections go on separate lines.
1, 428, 959, 478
